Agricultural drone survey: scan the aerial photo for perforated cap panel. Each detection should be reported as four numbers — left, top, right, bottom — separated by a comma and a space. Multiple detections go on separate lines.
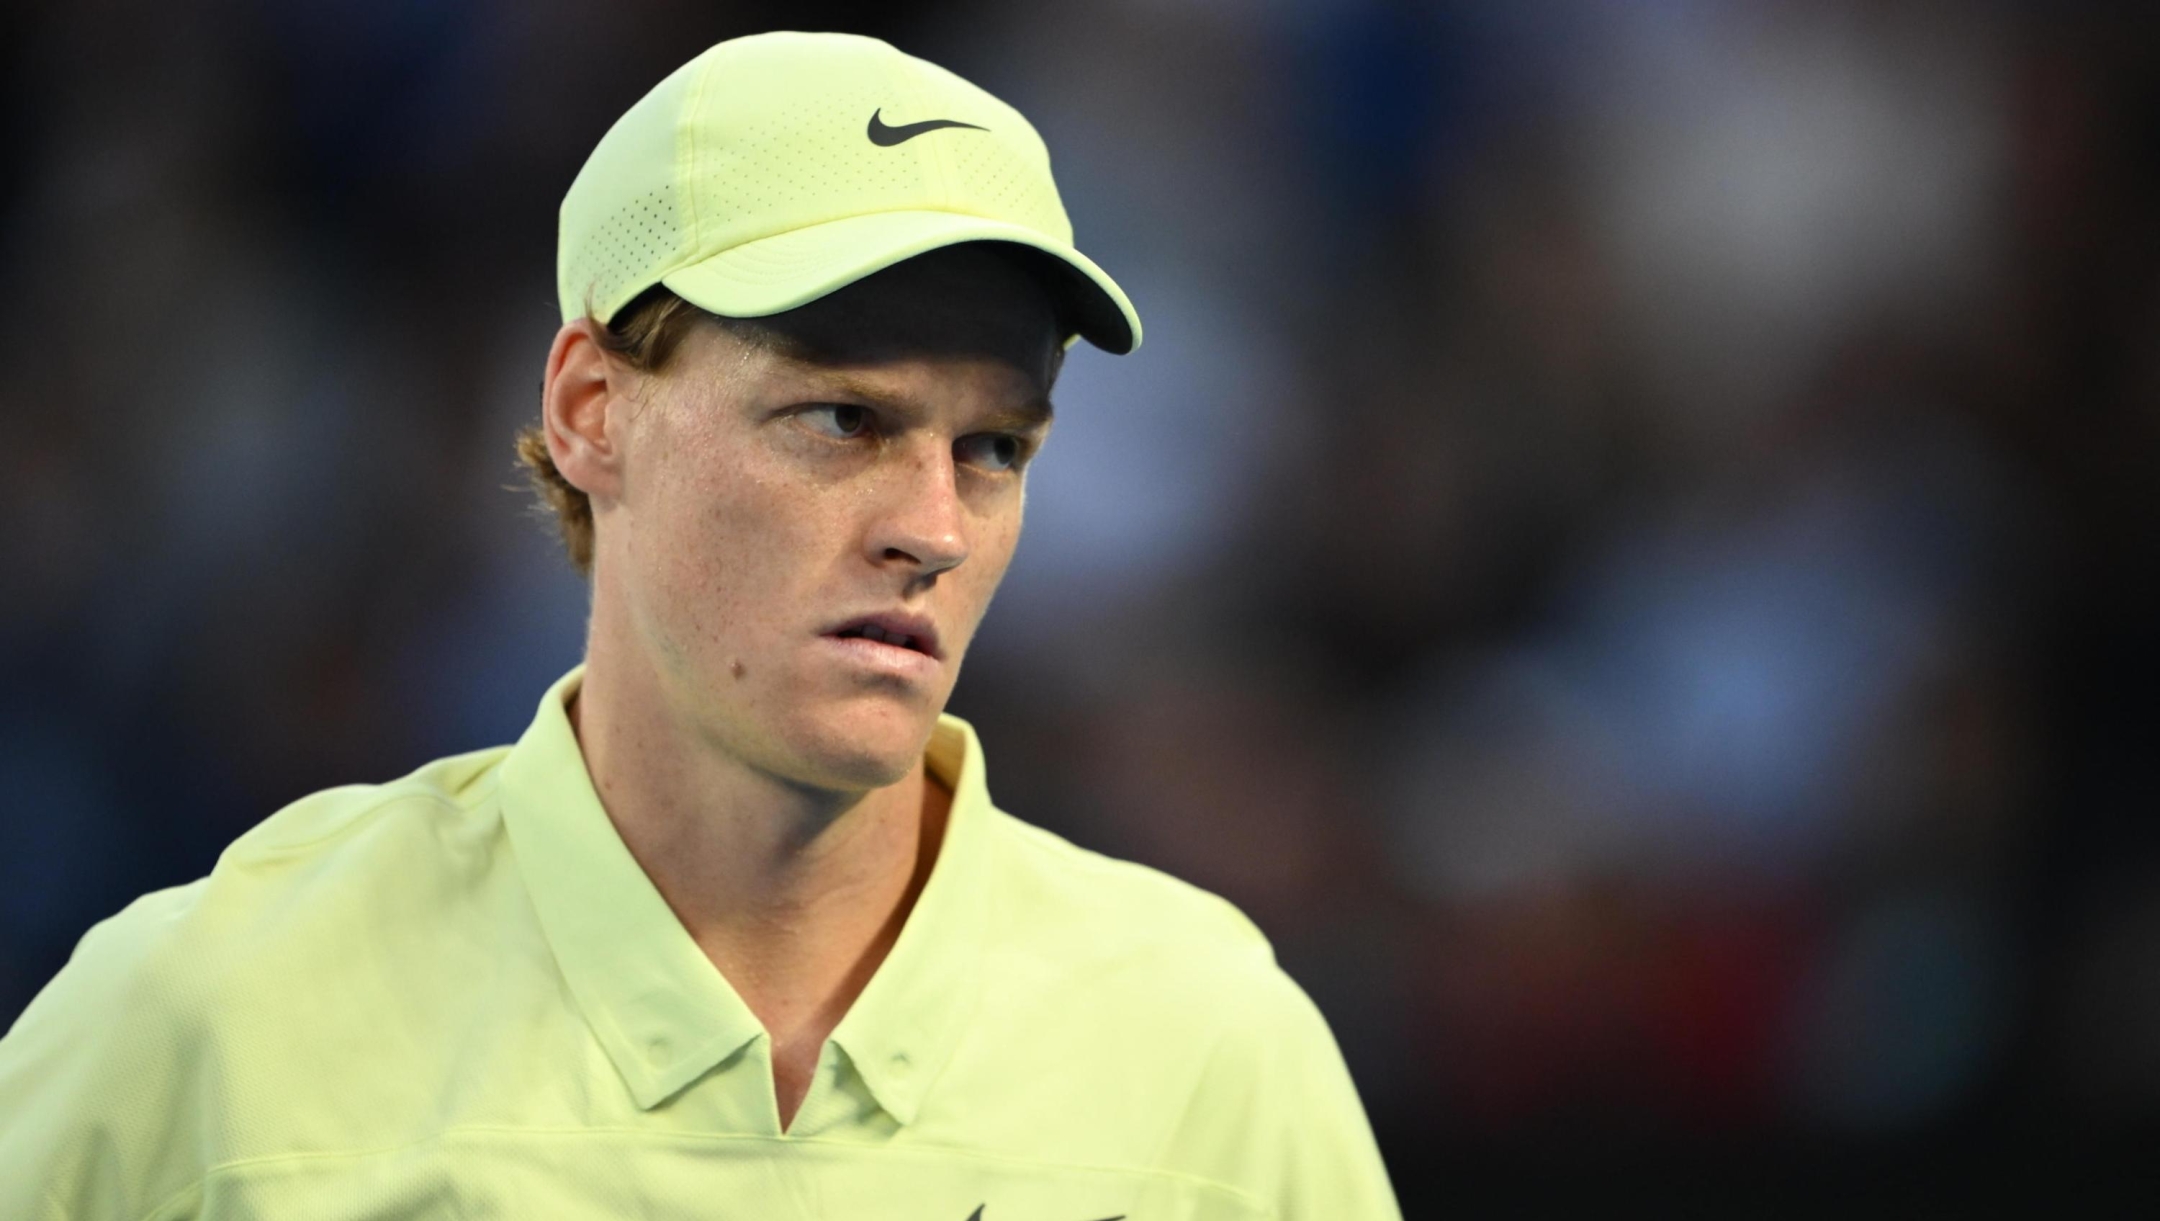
562, 183, 681, 324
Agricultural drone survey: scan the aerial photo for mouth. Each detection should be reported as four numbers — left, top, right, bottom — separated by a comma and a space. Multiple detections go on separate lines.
820, 611, 944, 663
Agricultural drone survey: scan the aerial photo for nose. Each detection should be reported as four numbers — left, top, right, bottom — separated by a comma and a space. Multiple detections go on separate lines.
864, 436, 969, 580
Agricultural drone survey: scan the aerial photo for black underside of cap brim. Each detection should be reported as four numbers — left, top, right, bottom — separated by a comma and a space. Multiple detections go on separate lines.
972, 242, 1135, 355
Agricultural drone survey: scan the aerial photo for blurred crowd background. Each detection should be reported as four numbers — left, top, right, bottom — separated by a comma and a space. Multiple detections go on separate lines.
4, 0, 2157, 1208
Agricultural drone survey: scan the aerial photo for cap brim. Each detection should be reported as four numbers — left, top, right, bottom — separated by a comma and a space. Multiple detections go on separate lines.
659, 210, 1140, 355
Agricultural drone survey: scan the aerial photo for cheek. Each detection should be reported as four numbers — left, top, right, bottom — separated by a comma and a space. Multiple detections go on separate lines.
982, 510, 1023, 581
952, 506, 1024, 631
634, 434, 826, 657
691, 492, 814, 592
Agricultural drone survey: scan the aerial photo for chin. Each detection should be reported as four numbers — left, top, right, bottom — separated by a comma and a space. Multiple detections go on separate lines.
773, 696, 940, 792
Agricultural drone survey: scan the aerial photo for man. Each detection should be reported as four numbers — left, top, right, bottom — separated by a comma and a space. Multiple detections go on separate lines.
0, 31, 1400, 1220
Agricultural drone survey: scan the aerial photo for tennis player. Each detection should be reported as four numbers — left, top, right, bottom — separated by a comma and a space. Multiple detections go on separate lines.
0, 31, 1400, 1220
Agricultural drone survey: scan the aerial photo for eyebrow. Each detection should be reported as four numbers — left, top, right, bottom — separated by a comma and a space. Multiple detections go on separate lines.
809, 369, 1055, 433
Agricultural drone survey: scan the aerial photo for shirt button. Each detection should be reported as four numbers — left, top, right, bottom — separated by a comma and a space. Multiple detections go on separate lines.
890, 1051, 912, 1073
647, 1036, 672, 1063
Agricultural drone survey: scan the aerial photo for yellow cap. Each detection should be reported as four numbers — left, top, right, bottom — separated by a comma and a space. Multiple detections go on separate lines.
557, 31, 1140, 354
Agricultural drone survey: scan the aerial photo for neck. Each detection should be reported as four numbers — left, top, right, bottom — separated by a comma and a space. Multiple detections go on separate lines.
567, 634, 950, 1054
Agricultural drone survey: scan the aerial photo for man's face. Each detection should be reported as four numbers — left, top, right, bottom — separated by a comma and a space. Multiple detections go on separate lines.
592, 248, 1060, 792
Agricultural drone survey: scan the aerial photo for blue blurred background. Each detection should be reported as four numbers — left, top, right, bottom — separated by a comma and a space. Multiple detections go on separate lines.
4, 0, 2158, 1208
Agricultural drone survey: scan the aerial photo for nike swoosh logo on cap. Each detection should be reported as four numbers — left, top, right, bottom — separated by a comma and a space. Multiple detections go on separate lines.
867, 108, 989, 146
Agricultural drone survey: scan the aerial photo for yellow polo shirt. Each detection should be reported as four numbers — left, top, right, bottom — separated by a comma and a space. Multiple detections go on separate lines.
0, 667, 1399, 1220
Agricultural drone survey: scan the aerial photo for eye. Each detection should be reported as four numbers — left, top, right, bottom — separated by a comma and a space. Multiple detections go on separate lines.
955, 432, 1026, 473
799, 403, 872, 439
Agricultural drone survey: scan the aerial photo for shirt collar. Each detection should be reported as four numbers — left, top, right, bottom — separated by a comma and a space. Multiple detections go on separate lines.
497, 665, 992, 1123
827, 705, 993, 1125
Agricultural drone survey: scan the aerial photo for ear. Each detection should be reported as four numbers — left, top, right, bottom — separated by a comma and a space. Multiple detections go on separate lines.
541, 319, 638, 509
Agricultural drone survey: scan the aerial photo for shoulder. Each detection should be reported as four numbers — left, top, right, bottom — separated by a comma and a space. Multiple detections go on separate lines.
110, 744, 518, 995
6, 742, 513, 1038
132, 743, 514, 1012
979, 821, 1395, 1213
0, 743, 514, 1210
977, 809, 1310, 1034
16, 742, 510, 1022
0, 745, 516, 1207
217, 743, 510, 867
988, 809, 1274, 963
964, 813, 1382, 1195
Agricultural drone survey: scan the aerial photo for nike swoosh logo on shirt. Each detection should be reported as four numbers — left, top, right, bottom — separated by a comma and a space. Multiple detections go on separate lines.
867, 108, 989, 145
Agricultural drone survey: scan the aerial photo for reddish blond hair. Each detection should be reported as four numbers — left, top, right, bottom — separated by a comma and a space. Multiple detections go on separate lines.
513, 288, 716, 576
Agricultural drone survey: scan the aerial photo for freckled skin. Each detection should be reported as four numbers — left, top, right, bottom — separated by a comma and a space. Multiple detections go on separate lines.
622, 327, 1033, 790
557, 243, 1063, 801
